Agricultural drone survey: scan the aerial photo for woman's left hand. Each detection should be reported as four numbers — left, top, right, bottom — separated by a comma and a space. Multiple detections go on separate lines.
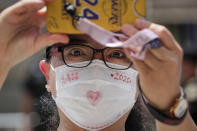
121, 19, 183, 110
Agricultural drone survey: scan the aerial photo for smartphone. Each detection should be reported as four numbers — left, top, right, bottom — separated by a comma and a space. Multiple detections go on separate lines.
46, 0, 146, 34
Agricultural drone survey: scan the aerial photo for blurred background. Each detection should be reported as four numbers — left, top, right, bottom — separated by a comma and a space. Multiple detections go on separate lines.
0, 0, 197, 131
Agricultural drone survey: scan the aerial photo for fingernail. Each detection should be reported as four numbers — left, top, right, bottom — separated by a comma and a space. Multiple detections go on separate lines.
121, 24, 133, 31
136, 19, 149, 28
121, 24, 137, 36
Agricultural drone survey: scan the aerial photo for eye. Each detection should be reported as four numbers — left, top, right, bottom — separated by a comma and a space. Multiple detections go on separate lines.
109, 50, 125, 58
69, 48, 84, 56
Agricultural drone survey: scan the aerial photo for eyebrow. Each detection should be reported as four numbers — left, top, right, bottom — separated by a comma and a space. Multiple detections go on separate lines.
68, 38, 98, 48
69, 38, 88, 44
49, 39, 89, 48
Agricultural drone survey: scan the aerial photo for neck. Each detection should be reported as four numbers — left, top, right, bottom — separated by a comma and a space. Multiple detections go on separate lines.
57, 109, 129, 131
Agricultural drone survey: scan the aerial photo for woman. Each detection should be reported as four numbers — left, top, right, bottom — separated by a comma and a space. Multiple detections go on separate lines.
0, 0, 196, 131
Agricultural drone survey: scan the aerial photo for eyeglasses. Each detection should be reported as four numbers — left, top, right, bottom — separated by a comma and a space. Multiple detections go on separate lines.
49, 43, 132, 70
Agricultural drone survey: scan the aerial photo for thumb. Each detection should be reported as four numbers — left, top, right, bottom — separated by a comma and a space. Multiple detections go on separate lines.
34, 33, 69, 51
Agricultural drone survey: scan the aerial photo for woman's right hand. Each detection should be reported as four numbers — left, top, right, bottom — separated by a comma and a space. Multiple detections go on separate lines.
0, 0, 69, 70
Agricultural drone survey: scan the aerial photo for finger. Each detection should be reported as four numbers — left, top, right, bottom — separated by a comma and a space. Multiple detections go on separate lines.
135, 19, 179, 51
121, 24, 140, 53
1, 0, 45, 24
124, 48, 151, 74
121, 24, 139, 37
150, 46, 174, 61
11, 0, 45, 14
34, 7, 47, 27
34, 33, 70, 51
143, 51, 161, 70
135, 19, 151, 29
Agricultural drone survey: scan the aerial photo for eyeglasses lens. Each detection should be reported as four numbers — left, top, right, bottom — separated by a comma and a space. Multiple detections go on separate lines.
62, 44, 132, 69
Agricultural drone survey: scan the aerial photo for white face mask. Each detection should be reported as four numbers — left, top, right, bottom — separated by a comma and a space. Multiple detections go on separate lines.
51, 60, 138, 131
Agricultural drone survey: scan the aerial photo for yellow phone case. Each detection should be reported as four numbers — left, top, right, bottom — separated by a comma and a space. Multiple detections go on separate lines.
46, 0, 146, 34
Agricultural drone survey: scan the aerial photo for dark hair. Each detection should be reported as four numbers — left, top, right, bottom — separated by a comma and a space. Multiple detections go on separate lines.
34, 92, 156, 131
34, 92, 60, 131
46, 45, 53, 63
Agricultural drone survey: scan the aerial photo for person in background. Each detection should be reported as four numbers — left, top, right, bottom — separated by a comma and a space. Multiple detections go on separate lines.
182, 53, 197, 124
0, 0, 197, 131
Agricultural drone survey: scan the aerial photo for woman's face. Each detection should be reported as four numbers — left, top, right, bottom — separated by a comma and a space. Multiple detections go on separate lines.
41, 34, 136, 98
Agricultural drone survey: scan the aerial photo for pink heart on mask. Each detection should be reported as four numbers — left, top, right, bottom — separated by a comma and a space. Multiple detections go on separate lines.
86, 90, 102, 106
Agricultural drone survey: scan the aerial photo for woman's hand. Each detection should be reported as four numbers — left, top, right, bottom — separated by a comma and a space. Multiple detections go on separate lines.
0, 0, 69, 70
121, 19, 183, 110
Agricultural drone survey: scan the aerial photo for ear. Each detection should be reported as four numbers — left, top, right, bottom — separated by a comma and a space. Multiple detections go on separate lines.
39, 60, 50, 81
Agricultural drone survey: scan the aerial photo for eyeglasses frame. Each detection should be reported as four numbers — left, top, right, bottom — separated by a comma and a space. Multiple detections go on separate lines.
57, 43, 132, 70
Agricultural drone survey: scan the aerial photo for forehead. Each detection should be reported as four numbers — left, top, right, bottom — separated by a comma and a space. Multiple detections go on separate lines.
68, 34, 106, 49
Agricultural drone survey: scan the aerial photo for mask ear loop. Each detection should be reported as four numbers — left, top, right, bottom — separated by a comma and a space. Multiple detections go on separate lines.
63, 0, 80, 29
132, 0, 145, 18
